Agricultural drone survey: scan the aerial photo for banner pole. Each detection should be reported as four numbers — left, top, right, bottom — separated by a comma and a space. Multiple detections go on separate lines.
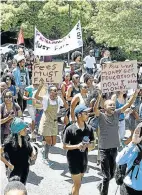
68, 2, 71, 65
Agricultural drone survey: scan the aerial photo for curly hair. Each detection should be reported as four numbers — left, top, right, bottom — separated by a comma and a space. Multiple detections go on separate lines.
71, 51, 82, 61
2, 74, 15, 85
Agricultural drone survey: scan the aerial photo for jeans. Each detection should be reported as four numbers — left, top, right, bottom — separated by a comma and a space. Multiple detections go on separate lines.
99, 148, 117, 195
17, 92, 27, 112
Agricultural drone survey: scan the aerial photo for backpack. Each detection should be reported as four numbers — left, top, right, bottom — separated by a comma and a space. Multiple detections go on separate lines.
115, 144, 142, 185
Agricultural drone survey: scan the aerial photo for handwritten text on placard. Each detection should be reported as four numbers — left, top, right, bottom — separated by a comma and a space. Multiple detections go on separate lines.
101, 60, 137, 93
32, 62, 63, 84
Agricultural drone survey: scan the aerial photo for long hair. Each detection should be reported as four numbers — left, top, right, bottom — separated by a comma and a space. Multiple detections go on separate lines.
4, 134, 29, 151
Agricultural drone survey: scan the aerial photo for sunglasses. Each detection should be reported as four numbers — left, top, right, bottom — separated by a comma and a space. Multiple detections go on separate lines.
83, 86, 88, 89
6, 78, 11, 81
75, 77, 80, 79
5, 95, 12, 99
51, 89, 57, 92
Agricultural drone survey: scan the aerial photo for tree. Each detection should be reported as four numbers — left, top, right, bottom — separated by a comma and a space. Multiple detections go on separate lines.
87, 0, 142, 52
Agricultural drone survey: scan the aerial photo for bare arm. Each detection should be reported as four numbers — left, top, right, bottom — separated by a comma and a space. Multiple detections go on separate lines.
66, 86, 73, 102
93, 93, 101, 116
63, 142, 83, 151
35, 84, 44, 101
61, 84, 69, 109
111, 94, 117, 102
23, 91, 32, 101
0, 114, 13, 125
121, 90, 139, 113
70, 96, 80, 122
0, 147, 14, 170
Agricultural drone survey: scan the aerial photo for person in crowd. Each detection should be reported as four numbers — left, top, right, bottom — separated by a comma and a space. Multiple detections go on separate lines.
111, 91, 127, 142
71, 83, 89, 123
66, 74, 80, 104
70, 51, 83, 77
84, 74, 97, 96
100, 50, 111, 66
139, 103, 142, 122
35, 83, 66, 165
63, 104, 95, 195
12, 56, 30, 112
2, 74, 17, 100
61, 72, 72, 106
0, 117, 36, 185
11, 59, 17, 70
23, 84, 38, 140
94, 89, 140, 195
83, 50, 96, 75
116, 122, 142, 195
0, 90, 22, 143
32, 87, 43, 130
0, 82, 8, 104
14, 48, 24, 61
4, 180, 27, 195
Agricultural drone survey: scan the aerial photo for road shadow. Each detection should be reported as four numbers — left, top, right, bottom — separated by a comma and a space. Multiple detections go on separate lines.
88, 154, 98, 163
65, 175, 101, 184
27, 170, 44, 185
50, 145, 66, 156
49, 161, 68, 171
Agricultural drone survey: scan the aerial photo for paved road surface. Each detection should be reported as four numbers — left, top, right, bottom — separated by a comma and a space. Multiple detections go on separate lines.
0, 110, 120, 195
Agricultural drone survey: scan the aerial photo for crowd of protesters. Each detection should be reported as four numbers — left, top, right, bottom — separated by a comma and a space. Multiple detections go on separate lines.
0, 47, 142, 195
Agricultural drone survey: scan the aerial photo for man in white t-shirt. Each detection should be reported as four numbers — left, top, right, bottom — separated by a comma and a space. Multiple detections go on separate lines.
83, 50, 96, 75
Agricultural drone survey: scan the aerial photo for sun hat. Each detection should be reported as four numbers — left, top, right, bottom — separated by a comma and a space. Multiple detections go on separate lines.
74, 104, 91, 115
17, 55, 25, 63
10, 117, 28, 134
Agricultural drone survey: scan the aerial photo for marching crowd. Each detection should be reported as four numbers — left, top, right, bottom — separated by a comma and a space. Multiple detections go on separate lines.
0, 47, 142, 195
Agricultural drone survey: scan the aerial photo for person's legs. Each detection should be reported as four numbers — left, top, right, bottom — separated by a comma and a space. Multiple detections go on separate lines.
71, 174, 82, 195
20, 167, 29, 185
17, 92, 23, 111
43, 136, 52, 160
109, 148, 117, 179
99, 149, 111, 195
52, 136, 57, 146
27, 105, 36, 139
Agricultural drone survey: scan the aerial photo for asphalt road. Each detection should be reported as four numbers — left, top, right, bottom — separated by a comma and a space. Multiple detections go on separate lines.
0, 110, 120, 195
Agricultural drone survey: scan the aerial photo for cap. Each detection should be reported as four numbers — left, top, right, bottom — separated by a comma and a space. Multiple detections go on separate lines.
70, 61, 76, 65
74, 104, 91, 115
17, 55, 25, 63
11, 117, 28, 134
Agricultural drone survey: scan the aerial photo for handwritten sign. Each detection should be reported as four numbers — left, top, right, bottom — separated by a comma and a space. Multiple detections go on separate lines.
32, 62, 63, 84
101, 60, 138, 93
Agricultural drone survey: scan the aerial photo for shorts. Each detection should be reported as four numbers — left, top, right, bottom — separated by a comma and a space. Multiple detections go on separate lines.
27, 105, 36, 121
68, 156, 88, 175
69, 163, 87, 175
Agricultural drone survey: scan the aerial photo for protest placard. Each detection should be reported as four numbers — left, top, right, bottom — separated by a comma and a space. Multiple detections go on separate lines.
101, 60, 138, 93
32, 62, 63, 84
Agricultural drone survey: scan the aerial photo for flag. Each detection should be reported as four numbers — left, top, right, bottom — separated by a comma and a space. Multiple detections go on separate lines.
17, 27, 24, 45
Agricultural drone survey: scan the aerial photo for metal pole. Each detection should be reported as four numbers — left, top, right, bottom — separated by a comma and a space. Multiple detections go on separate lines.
68, 2, 71, 65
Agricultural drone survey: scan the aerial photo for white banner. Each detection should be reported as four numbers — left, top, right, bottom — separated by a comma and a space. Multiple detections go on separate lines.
34, 21, 83, 56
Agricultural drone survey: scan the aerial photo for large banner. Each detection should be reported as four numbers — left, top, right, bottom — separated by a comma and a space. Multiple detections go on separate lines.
34, 21, 83, 56
101, 60, 138, 93
32, 62, 63, 84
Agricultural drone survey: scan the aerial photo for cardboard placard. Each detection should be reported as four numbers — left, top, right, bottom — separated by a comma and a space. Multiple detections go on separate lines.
101, 60, 138, 93
32, 62, 63, 84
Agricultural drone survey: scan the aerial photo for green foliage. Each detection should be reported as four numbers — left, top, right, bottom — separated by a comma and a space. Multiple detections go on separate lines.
88, 0, 142, 51
1, 0, 142, 55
